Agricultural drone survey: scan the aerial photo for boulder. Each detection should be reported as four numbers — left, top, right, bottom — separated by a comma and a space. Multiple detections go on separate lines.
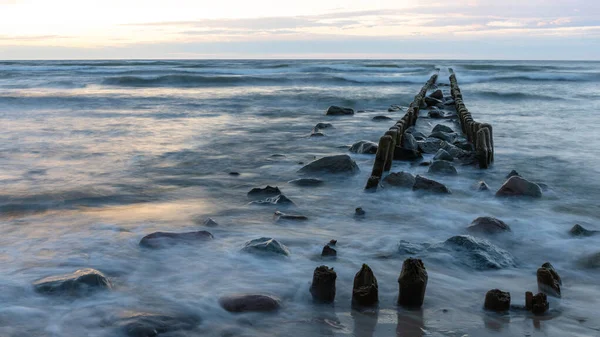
310, 266, 337, 303
484, 289, 511, 312
383, 172, 415, 188
577, 252, 600, 269
397, 258, 428, 308
442, 141, 469, 158
140, 231, 214, 249
288, 178, 324, 187
537, 262, 561, 297
467, 217, 511, 234
310, 132, 325, 137
442, 235, 516, 270
413, 175, 451, 194
247, 186, 281, 197
203, 218, 219, 227
403, 133, 419, 152
393, 147, 422, 161
219, 294, 281, 313
412, 131, 427, 141
432, 124, 454, 134
372, 115, 392, 121
33, 268, 112, 295
352, 264, 378, 307
429, 131, 457, 143
496, 176, 542, 198
429, 90, 444, 100
349, 140, 378, 154
313, 122, 334, 130
418, 161, 431, 167
428, 110, 445, 119
326, 106, 354, 116
433, 149, 454, 162
273, 211, 308, 221
388, 105, 403, 112
242, 237, 290, 256
569, 224, 598, 237
428, 161, 458, 175
418, 138, 444, 154
424, 96, 443, 107
117, 311, 199, 337
298, 155, 359, 175
454, 141, 474, 152
249, 194, 295, 206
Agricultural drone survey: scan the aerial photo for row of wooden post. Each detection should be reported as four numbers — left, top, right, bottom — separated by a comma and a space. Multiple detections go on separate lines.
448, 69, 494, 169
365, 73, 439, 190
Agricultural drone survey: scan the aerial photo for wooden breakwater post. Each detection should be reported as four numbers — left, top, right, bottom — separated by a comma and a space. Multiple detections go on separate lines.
365, 73, 438, 190
449, 69, 494, 169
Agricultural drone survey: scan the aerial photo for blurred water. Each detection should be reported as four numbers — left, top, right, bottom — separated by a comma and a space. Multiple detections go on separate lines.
0, 60, 599, 336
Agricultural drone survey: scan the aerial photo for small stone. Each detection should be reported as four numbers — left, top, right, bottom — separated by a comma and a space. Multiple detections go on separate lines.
242, 237, 290, 256
424, 96, 443, 107
349, 140, 378, 154
397, 258, 428, 308
429, 90, 444, 100
288, 178, 324, 187
140, 231, 214, 249
569, 224, 597, 237
247, 186, 281, 197
298, 155, 359, 175
432, 124, 454, 134
328, 240, 337, 246
321, 245, 337, 257
429, 131, 457, 143
310, 132, 326, 137
476, 181, 490, 191
274, 211, 308, 221
372, 115, 392, 121
467, 217, 511, 234
229, 172, 240, 176
352, 264, 378, 307
117, 311, 200, 337
203, 218, 219, 227
403, 133, 419, 152
33, 268, 112, 295
326, 106, 354, 116
484, 289, 510, 312
355, 207, 366, 216
219, 294, 281, 313
314, 122, 334, 130
310, 266, 337, 303
249, 194, 295, 206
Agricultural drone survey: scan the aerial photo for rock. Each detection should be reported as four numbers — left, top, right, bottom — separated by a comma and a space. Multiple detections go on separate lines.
496, 176, 542, 198
388, 105, 403, 112
372, 115, 392, 121
484, 289, 511, 312
298, 155, 359, 175
428, 110, 445, 118
432, 124, 454, 134
117, 311, 199, 337
569, 224, 598, 237
139, 231, 214, 249
404, 126, 416, 134
393, 147, 422, 161
349, 140, 378, 154
506, 170, 520, 178
433, 149, 453, 162
328, 239, 337, 246
429, 90, 444, 100
229, 172, 240, 176
352, 264, 378, 307
443, 99, 455, 105
429, 131, 457, 143
288, 178, 324, 187
321, 245, 337, 258
310, 266, 337, 303
249, 194, 295, 206
397, 258, 428, 308
382, 171, 415, 188
442, 141, 469, 158
476, 181, 490, 191
219, 294, 281, 313
418, 138, 444, 154
247, 186, 281, 197
454, 141, 474, 152
326, 106, 354, 116
33, 268, 112, 295
467, 217, 511, 234
355, 207, 366, 216
428, 161, 458, 175
413, 175, 451, 194
242, 237, 290, 256
577, 252, 600, 269
314, 122, 334, 130
273, 211, 308, 221
310, 132, 326, 137
403, 133, 419, 151
412, 131, 427, 141
418, 161, 431, 167
203, 218, 219, 227
537, 263, 561, 297
530, 292, 549, 315
424, 96, 443, 107
443, 235, 516, 270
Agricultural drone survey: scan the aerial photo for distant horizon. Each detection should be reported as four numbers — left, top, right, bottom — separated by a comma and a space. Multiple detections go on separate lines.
2, 58, 599, 62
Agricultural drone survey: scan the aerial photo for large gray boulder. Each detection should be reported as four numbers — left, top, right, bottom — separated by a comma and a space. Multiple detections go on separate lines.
429, 131, 457, 143
298, 155, 359, 175
442, 235, 516, 270
418, 138, 444, 154
496, 176, 542, 198
403, 133, 419, 151
140, 231, 214, 248
383, 172, 415, 188
326, 106, 354, 115
428, 161, 458, 175
33, 268, 112, 295
349, 140, 378, 154
433, 149, 454, 162
242, 237, 290, 256
412, 175, 451, 194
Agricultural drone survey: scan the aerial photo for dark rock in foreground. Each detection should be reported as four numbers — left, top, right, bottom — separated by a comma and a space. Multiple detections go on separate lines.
443, 235, 516, 270
248, 185, 281, 197
326, 106, 354, 116
33, 268, 112, 295
428, 160, 458, 175
352, 264, 378, 307
349, 140, 378, 154
242, 237, 290, 256
496, 176, 542, 198
383, 171, 415, 188
298, 155, 359, 175
288, 178, 324, 187
117, 311, 200, 337
310, 266, 337, 303
569, 224, 598, 237
219, 294, 281, 313
413, 175, 451, 194
526, 292, 549, 315
424, 96, 443, 107
467, 217, 511, 234
140, 231, 214, 249
397, 258, 428, 308
484, 289, 510, 312
537, 262, 561, 297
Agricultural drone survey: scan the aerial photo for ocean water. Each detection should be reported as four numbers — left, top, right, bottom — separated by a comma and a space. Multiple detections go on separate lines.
0, 60, 599, 336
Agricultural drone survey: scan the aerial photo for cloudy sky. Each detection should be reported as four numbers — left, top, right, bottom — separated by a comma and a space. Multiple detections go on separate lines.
1, 0, 599, 59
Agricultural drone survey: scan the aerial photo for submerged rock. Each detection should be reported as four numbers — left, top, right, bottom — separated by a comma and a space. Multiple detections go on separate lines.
140, 231, 214, 249
433, 149, 454, 162
569, 224, 598, 237
432, 124, 454, 134
442, 235, 516, 270
349, 140, 378, 154
249, 194, 295, 206
219, 294, 281, 313
321, 245, 337, 258
413, 175, 451, 194
388, 105, 403, 112
352, 264, 378, 307
537, 262, 562, 297
310, 266, 337, 303
372, 115, 392, 121
418, 138, 444, 154
355, 207, 366, 216
117, 311, 200, 337
428, 160, 458, 175
247, 185, 281, 197
496, 176, 542, 198
242, 237, 290, 256
326, 106, 354, 116
397, 258, 428, 308
314, 122, 334, 130
298, 155, 359, 175
273, 211, 308, 221
203, 218, 219, 227
229, 172, 240, 176
310, 131, 326, 137
484, 289, 511, 312
467, 217, 511, 234
383, 171, 415, 188
476, 181, 490, 191
429, 90, 444, 100
288, 178, 324, 187
33, 268, 112, 295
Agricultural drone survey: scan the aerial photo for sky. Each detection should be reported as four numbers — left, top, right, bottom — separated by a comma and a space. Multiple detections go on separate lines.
0, 0, 599, 60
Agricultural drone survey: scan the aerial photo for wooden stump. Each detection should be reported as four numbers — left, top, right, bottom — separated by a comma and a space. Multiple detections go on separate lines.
310, 266, 337, 303
397, 258, 428, 308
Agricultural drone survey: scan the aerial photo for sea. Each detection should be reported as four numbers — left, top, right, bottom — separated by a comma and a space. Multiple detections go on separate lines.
0, 60, 599, 336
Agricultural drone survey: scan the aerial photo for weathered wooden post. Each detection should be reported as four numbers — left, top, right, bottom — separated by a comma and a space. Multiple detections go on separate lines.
365, 135, 392, 190
397, 258, 428, 308
310, 265, 337, 303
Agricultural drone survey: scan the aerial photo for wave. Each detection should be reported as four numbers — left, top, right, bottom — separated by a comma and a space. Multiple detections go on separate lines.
454, 72, 600, 84
472, 90, 566, 101
102, 74, 278, 87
